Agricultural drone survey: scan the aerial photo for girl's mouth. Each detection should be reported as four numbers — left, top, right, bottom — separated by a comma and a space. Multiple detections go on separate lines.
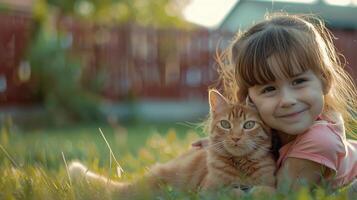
277, 108, 308, 118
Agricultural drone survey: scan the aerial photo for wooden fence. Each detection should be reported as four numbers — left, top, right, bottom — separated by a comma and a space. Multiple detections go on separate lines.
0, 11, 32, 105
59, 17, 233, 101
1, 12, 357, 106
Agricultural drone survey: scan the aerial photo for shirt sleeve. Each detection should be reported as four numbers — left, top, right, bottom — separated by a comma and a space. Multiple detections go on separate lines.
286, 124, 346, 173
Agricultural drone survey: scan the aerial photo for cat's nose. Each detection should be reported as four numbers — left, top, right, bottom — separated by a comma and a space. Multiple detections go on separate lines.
231, 137, 240, 142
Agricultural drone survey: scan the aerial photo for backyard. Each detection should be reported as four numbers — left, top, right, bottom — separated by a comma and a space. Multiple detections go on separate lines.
0, 122, 201, 199
1, 0, 357, 199
0, 121, 354, 199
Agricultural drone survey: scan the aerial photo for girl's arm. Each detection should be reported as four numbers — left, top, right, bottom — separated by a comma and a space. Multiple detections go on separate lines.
277, 110, 343, 191
276, 157, 330, 191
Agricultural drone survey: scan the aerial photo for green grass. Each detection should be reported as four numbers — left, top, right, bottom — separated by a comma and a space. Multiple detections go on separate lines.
0, 122, 354, 199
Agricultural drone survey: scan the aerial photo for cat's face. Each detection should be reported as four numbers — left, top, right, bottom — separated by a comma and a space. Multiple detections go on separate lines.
208, 90, 271, 157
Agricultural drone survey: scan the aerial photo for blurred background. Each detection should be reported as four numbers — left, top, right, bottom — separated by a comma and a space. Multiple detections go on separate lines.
0, 0, 357, 130
0, 2, 356, 198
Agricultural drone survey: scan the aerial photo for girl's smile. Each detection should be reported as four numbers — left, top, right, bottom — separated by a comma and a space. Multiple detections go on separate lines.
276, 107, 309, 122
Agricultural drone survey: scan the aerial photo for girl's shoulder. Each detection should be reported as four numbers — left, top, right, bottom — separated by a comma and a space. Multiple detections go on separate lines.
318, 110, 346, 139
278, 121, 346, 171
295, 121, 345, 154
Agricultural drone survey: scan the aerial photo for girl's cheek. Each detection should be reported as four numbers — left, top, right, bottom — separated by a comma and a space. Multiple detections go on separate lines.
258, 109, 270, 120
257, 103, 275, 120
254, 98, 269, 111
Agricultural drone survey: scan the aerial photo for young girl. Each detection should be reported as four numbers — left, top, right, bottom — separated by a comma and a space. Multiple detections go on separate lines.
194, 13, 357, 193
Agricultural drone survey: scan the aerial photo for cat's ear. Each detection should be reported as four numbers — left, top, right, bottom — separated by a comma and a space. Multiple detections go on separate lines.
245, 96, 258, 111
209, 89, 229, 113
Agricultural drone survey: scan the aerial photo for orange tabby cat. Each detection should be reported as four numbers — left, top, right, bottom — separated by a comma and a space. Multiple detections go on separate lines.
69, 90, 276, 199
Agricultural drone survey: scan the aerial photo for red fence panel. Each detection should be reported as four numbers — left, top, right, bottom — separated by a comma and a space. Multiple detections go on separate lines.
0, 12, 34, 106
333, 30, 357, 81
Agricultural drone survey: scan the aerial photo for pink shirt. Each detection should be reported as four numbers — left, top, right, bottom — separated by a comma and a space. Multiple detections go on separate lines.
277, 119, 357, 188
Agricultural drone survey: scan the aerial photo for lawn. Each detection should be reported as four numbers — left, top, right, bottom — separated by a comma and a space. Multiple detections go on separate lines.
0, 121, 353, 199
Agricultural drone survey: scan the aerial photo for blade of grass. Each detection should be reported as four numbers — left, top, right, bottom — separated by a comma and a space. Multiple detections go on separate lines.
62, 151, 76, 200
0, 144, 19, 168
61, 152, 72, 187
98, 128, 124, 177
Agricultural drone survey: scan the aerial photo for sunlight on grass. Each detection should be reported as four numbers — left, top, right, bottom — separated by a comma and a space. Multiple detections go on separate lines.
0, 123, 354, 199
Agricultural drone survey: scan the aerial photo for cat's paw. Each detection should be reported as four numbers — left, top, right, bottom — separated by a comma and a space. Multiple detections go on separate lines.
250, 186, 276, 198
230, 188, 245, 198
68, 161, 88, 182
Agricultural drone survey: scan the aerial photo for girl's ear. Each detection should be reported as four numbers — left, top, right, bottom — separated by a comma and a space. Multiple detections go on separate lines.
208, 89, 229, 113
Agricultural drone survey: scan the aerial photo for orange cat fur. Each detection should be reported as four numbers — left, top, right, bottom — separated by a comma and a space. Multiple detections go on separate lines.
69, 90, 276, 199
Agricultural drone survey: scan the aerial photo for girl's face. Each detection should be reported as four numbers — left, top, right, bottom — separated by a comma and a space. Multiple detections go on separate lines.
248, 70, 324, 135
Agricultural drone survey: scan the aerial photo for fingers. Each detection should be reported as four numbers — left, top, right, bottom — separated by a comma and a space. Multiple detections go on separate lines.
191, 140, 203, 148
191, 138, 209, 149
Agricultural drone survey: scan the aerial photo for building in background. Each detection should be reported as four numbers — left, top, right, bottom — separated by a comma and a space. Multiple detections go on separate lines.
220, 0, 357, 31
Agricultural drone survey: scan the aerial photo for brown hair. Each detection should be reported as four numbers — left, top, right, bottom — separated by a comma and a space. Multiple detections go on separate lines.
217, 13, 357, 137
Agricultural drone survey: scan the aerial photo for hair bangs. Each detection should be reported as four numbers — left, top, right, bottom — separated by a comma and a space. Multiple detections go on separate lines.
236, 26, 318, 87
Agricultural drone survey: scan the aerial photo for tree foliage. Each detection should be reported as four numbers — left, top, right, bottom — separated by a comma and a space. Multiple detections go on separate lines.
41, 0, 190, 27
26, 0, 191, 124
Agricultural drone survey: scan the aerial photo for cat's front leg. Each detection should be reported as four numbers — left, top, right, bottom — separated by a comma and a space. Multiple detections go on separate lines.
201, 172, 227, 191
258, 172, 276, 187
201, 171, 235, 191
230, 187, 246, 198
252, 162, 276, 187
249, 186, 276, 198
249, 169, 276, 197
202, 177, 247, 198
201, 175, 218, 191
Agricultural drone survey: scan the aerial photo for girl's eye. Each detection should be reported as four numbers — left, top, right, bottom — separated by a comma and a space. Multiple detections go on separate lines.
261, 86, 276, 94
243, 121, 255, 130
292, 78, 307, 86
220, 120, 231, 129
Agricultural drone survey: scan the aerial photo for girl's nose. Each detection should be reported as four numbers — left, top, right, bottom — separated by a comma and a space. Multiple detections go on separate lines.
279, 88, 297, 108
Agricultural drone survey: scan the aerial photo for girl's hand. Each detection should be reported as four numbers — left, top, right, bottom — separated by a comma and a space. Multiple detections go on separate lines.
347, 178, 357, 199
191, 137, 209, 149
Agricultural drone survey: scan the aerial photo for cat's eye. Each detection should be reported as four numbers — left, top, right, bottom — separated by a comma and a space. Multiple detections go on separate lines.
243, 121, 255, 130
220, 120, 231, 129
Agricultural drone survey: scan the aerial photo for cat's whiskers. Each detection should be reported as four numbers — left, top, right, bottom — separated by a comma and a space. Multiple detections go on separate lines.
205, 141, 225, 151
206, 142, 224, 150
246, 140, 257, 150
247, 141, 270, 153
